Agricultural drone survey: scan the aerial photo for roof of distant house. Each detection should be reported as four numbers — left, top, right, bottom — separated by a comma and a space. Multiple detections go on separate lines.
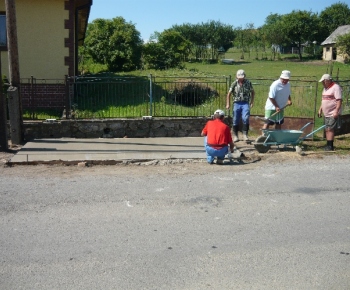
321, 25, 350, 45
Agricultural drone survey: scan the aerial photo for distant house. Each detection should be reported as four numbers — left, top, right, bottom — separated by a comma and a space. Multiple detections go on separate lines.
321, 25, 350, 63
0, 0, 92, 112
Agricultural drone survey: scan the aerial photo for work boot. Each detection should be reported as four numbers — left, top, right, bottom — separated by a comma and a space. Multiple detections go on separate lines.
233, 125, 239, 142
242, 131, 249, 141
216, 159, 224, 165
324, 145, 334, 151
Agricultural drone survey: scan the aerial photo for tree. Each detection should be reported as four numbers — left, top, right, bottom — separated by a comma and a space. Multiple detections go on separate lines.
260, 14, 287, 60
319, 2, 350, 40
281, 10, 319, 60
84, 17, 143, 72
142, 30, 191, 69
336, 32, 350, 63
171, 21, 235, 61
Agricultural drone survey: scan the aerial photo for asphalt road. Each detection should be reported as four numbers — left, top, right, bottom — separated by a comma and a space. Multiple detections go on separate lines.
1, 155, 349, 289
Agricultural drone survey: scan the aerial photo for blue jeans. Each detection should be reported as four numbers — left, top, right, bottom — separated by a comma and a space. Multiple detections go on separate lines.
233, 101, 250, 126
204, 137, 228, 164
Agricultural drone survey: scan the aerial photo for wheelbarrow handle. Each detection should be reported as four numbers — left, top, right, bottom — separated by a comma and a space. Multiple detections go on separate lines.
300, 124, 326, 141
299, 122, 313, 131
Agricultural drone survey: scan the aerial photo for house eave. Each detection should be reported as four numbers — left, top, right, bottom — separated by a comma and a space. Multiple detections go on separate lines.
76, 0, 92, 46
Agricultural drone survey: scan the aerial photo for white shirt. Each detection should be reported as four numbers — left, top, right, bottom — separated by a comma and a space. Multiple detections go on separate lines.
265, 79, 291, 110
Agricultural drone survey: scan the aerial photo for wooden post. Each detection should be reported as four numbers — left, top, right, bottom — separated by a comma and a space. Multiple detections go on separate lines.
0, 53, 9, 151
5, 0, 23, 145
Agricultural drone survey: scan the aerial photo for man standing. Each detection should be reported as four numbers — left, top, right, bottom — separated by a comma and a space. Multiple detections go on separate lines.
201, 109, 234, 164
262, 70, 292, 130
318, 74, 342, 151
226, 69, 255, 142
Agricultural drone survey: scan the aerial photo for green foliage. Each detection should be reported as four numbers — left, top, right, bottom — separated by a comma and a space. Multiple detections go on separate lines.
260, 14, 286, 60
83, 17, 143, 72
143, 30, 191, 69
336, 33, 350, 62
172, 21, 235, 61
281, 10, 319, 61
319, 2, 350, 40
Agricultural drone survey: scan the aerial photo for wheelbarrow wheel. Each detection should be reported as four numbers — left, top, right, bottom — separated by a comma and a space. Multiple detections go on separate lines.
254, 136, 271, 153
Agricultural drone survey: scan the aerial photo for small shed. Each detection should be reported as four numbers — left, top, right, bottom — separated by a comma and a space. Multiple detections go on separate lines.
321, 25, 350, 63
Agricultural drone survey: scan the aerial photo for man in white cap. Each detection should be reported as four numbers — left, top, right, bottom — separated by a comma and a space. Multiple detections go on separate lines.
262, 70, 292, 130
226, 69, 255, 142
318, 74, 342, 151
201, 109, 235, 164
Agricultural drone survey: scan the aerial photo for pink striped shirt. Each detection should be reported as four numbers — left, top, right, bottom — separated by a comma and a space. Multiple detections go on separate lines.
321, 82, 342, 117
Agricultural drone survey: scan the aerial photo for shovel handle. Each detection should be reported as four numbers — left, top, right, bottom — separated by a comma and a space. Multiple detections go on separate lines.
269, 104, 289, 118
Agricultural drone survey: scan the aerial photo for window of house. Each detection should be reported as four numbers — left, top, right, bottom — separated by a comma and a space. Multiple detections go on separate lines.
326, 47, 330, 52
0, 13, 7, 51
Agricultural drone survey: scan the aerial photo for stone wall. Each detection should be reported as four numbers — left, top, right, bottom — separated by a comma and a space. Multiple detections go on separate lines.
18, 118, 216, 141
8, 115, 346, 141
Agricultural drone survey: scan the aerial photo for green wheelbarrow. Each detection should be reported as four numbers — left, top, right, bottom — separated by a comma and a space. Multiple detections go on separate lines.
253, 122, 326, 153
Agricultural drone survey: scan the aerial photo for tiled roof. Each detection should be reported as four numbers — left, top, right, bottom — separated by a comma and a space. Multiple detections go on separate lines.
321, 25, 350, 45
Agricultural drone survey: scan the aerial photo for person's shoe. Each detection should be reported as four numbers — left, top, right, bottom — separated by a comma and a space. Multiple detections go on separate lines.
233, 133, 239, 142
216, 159, 224, 165
242, 131, 249, 141
324, 145, 334, 151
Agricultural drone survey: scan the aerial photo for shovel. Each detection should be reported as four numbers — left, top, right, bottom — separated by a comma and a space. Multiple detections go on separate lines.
255, 104, 289, 123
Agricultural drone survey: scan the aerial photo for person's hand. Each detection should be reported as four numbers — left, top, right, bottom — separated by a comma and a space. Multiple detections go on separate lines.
250, 102, 254, 108
275, 106, 280, 112
318, 111, 322, 118
226, 104, 230, 110
287, 100, 292, 106
333, 112, 339, 119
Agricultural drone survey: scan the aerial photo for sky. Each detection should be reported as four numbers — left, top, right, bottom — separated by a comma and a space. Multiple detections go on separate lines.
89, 0, 345, 41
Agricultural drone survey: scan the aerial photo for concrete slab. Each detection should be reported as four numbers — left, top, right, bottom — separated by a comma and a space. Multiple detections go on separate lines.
10, 137, 208, 164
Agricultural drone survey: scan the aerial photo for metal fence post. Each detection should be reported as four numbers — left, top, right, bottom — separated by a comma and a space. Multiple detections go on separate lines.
149, 74, 153, 116
65, 75, 69, 119
30, 76, 34, 119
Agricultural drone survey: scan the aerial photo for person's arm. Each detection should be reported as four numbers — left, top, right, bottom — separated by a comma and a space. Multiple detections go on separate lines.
229, 141, 234, 153
250, 90, 255, 108
201, 123, 208, 136
269, 97, 280, 111
332, 84, 342, 119
333, 99, 342, 119
318, 104, 323, 118
226, 91, 231, 110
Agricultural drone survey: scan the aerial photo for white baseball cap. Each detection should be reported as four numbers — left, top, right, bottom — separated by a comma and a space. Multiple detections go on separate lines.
319, 74, 332, 82
236, 69, 245, 78
214, 109, 225, 116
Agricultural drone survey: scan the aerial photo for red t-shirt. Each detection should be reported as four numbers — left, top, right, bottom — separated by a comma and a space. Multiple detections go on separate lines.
202, 119, 232, 148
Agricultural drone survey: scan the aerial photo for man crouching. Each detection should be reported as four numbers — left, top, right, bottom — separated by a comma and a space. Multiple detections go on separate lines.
201, 109, 235, 164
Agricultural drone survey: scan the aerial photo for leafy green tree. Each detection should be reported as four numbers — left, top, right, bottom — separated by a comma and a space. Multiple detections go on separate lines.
260, 14, 287, 60
142, 30, 191, 69
281, 10, 319, 60
171, 21, 235, 61
319, 2, 350, 40
336, 32, 350, 63
84, 17, 143, 72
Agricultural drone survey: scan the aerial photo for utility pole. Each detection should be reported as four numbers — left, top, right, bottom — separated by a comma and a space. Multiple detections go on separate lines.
5, 0, 23, 145
0, 54, 9, 151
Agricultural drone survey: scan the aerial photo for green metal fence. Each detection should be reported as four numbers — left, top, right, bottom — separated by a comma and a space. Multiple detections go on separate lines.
67, 75, 320, 119
18, 75, 350, 120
